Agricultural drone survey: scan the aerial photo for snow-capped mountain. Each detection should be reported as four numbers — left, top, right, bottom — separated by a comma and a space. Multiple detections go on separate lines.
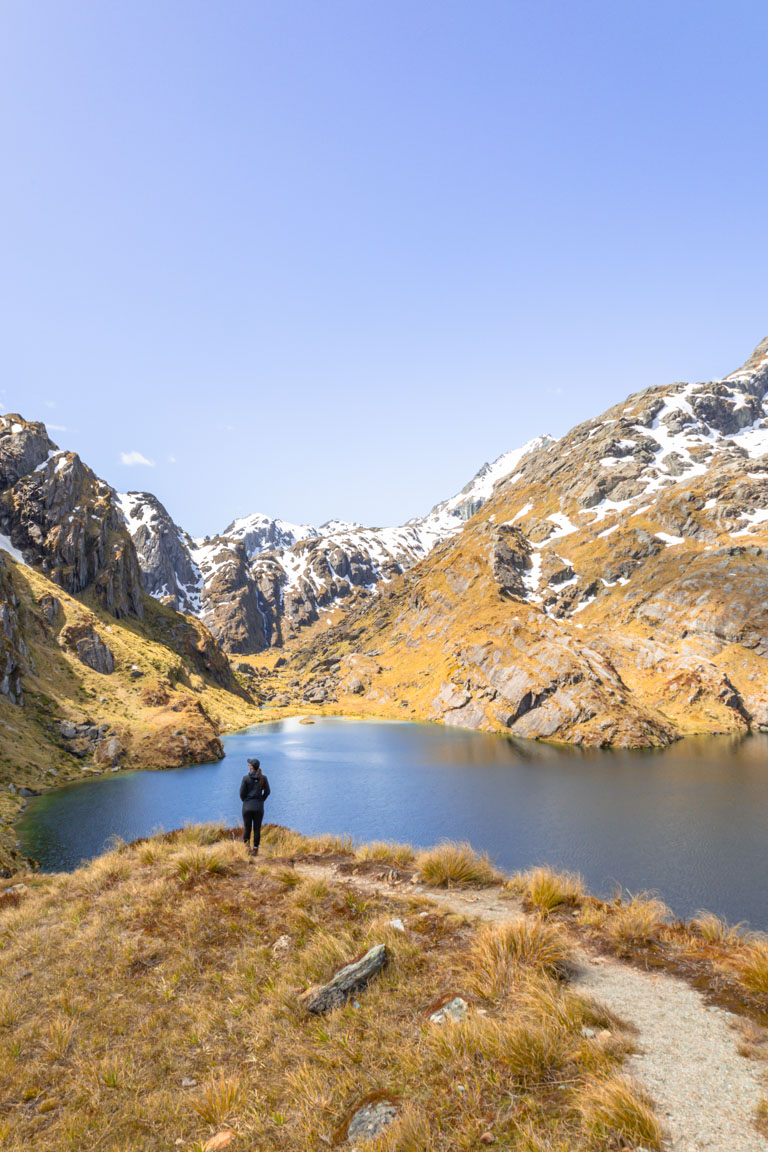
290, 337, 768, 747
118, 437, 553, 653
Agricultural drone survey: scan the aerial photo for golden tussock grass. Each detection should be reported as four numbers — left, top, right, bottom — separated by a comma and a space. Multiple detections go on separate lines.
731, 941, 768, 995
191, 1075, 244, 1126
355, 840, 415, 866
510, 865, 586, 913
260, 824, 355, 857
603, 892, 671, 949
690, 910, 749, 946
576, 1074, 663, 1148
174, 845, 232, 882
755, 1098, 768, 1137
0, 827, 653, 1152
466, 917, 573, 999
414, 840, 502, 887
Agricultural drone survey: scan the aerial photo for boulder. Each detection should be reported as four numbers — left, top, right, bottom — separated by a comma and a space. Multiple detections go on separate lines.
299, 944, 387, 1014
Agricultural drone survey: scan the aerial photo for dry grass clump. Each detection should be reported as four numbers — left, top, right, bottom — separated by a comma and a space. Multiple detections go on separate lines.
577, 900, 609, 930
690, 910, 748, 945
576, 1074, 663, 1148
511, 865, 586, 913
604, 892, 670, 949
168, 822, 228, 846
414, 840, 502, 887
429, 1011, 577, 1089
173, 845, 232, 882
260, 825, 355, 857
755, 1097, 768, 1137
191, 1074, 243, 1126
467, 917, 573, 999
355, 840, 415, 866
731, 940, 768, 996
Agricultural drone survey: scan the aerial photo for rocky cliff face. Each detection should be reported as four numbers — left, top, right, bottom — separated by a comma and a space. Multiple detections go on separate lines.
118, 437, 552, 654
287, 340, 768, 747
0, 555, 27, 706
117, 491, 202, 614
0, 416, 144, 618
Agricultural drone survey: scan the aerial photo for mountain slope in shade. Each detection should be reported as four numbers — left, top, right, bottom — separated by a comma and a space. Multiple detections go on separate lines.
286, 339, 768, 747
118, 436, 554, 653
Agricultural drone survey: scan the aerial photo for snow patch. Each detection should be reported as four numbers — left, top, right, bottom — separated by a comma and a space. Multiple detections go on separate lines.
0, 534, 27, 565
655, 532, 686, 546
546, 513, 577, 540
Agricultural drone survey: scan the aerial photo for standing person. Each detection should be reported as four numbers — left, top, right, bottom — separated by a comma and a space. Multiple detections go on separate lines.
240, 757, 270, 855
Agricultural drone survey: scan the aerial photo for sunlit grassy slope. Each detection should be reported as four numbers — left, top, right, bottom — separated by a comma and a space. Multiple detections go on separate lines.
0, 827, 667, 1152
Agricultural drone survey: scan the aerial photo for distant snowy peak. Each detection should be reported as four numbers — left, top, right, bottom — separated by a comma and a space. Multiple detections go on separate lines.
415, 436, 556, 539
117, 434, 558, 653
221, 511, 319, 558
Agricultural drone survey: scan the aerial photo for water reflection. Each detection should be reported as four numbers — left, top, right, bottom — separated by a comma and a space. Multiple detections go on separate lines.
17, 719, 768, 929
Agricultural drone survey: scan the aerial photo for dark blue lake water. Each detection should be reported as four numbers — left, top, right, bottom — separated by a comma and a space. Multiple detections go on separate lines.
17, 718, 768, 929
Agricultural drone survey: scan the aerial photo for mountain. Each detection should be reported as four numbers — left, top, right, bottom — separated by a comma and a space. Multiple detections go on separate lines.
0, 415, 256, 873
118, 437, 553, 653
286, 338, 768, 747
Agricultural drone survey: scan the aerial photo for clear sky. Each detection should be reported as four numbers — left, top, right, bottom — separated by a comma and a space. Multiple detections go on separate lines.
2, 2, 767, 537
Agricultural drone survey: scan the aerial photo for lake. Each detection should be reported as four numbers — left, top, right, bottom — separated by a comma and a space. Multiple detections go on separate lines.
17, 717, 768, 929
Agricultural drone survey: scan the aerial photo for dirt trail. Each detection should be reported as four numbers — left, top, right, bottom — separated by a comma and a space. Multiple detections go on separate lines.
295, 862, 768, 1152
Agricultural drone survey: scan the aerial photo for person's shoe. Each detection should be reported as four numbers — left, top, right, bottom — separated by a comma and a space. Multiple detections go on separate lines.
251, 848, 259, 856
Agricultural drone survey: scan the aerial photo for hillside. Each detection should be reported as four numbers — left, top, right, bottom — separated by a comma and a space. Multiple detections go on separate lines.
0, 416, 259, 873
283, 338, 768, 747
5, 827, 768, 1150
0, 828, 666, 1152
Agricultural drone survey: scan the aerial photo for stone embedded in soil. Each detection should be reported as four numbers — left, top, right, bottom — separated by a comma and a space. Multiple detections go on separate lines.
271, 934, 292, 959
347, 1099, 398, 1144
429, 996, 468, 1024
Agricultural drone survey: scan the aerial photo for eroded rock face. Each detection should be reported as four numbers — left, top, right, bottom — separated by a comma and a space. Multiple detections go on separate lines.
117, 492, 201, 614
0, 556, 26, 705
0, 417, 144, 619
194, 538, 269, 655
61, 623, 115, 675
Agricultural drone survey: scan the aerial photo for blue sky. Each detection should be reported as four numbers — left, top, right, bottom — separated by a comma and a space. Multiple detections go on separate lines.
2, 1, 767, 536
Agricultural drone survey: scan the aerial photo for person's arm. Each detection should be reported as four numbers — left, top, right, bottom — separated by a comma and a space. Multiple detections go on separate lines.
261, 776, 271, 801
239, 776, 248, 801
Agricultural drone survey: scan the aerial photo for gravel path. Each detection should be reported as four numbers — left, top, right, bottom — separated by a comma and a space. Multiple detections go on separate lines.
576, 959, 768, 1152
295, 863, 768, 1151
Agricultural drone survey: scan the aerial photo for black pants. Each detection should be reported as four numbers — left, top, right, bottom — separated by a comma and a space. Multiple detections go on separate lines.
243, 808, 264, 849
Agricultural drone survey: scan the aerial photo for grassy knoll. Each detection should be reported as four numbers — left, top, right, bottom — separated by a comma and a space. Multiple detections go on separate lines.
0, 558, 260, 873
0, 829, 663, 1152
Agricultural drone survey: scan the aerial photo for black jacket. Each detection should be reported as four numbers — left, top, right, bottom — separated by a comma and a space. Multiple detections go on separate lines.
240, 771, 270, 812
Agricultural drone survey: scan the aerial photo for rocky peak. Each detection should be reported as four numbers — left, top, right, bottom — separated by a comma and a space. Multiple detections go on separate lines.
118, 491, 201, 614
0, 414, 57, 489
0, 415, 144, 619
724, 335, 768, 385
221, 512, 318, 559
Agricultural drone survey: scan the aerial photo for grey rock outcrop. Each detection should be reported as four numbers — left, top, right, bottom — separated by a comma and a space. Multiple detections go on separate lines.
117, 492, 202, 613
0, 556, 26, 705
0, 419, 144, 619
